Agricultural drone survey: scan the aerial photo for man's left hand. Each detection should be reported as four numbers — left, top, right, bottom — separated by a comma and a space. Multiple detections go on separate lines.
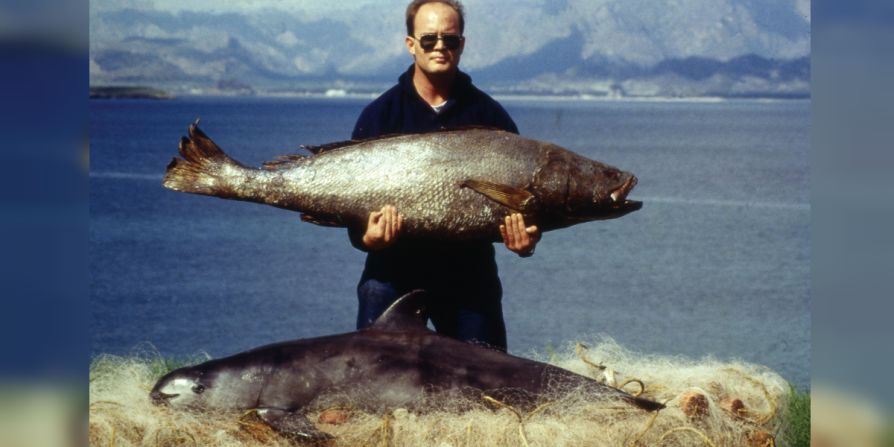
500, 213, 541, 257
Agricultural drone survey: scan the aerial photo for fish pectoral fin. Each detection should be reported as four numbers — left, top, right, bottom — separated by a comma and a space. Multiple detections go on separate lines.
461, 179, 535, 212
256, 408, 333, 442
301, 213, 345, 227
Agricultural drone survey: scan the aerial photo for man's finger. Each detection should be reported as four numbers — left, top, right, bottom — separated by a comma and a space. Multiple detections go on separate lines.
526, 225, 541, 243
389, 207, 398, 238
383, 208, 393, 242
504, 216, 516, 247
511, 214, 525, 245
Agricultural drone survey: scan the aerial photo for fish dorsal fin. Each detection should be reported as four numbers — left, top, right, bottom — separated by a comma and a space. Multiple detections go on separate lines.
370, 290, 430, 332
262, 154, 307, 170
462, 179, 536, 212
300, 140, 359, 155
301, 127, 510, 155
437, 125, 508, 132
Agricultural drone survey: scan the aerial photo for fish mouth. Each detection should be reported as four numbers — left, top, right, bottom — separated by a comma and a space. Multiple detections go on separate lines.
616, 199, 643, 212
150, 390, 179, 405
609, 176, 637, 205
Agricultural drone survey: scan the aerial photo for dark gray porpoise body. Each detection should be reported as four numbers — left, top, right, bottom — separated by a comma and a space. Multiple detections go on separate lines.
150, 291, 664, 441
163, 122, 641, 241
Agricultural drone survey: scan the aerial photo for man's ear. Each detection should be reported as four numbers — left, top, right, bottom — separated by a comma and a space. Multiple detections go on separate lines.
405, 36, 416, 56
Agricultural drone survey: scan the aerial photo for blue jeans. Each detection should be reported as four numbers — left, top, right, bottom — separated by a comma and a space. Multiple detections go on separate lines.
356, 275, 507, 351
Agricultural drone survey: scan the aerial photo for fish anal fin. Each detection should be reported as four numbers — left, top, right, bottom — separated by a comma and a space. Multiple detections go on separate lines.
462, 179, 535, 212
369, 290, 430, 332
301, 213, 345, 227
255, 408, 333, 443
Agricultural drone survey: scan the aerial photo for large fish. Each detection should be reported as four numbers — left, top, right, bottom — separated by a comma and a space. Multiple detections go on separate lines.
163, 122, 641, 240
150, 290, 664, 442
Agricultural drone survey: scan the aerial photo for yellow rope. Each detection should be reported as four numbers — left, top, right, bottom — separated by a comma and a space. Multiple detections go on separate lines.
627, 407, 660, 447
575, 343, 606, 371
619, 379, 645, 397
577, 342, 651, 400
482, 394, 555, 447
526, 401, 553, 419
483, 395, 522, 420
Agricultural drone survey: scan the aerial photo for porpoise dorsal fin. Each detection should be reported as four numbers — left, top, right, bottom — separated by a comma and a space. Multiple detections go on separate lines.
370, 290, 430, 332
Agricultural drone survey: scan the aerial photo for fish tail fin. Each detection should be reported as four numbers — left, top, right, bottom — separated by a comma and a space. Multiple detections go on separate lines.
163, 120, 247, 197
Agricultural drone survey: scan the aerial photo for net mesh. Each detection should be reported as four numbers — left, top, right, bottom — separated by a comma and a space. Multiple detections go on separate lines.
89, 337, 789, 446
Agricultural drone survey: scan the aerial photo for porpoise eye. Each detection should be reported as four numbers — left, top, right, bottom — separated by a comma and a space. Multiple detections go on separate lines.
192, 384, 205, 394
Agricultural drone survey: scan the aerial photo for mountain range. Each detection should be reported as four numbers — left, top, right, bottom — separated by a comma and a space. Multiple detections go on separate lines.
89, 0, 811, 98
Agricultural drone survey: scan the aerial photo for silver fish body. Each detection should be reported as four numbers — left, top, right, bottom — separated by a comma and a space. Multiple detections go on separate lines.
163, 122, 641, 241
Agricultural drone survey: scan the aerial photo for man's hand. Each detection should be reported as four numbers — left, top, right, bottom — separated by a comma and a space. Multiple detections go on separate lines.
362, 205, 402, 250
500, 213, 540, 257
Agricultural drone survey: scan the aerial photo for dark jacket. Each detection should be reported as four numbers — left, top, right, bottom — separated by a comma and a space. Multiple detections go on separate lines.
350, 65, 518, 283
352, 65, 518, 140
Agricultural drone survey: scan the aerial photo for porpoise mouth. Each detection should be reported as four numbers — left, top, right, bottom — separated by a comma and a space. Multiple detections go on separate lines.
150, 390, 179, 405
609, 176, 638, 206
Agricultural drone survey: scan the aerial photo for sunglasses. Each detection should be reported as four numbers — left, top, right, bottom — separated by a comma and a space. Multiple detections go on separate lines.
413, 33, 463, 51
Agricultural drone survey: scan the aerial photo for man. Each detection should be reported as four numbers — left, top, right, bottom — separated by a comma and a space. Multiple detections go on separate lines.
350, 0, 539, 351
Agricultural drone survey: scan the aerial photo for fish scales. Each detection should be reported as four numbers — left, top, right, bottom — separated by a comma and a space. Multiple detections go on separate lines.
163, 123, 641, 241
291, 131, 541, 237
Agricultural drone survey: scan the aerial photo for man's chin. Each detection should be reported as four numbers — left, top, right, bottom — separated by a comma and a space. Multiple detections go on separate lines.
420, 63, 457, 76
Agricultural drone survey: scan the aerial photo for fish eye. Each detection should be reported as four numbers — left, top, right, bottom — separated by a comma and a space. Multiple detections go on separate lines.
192, 384, 205, 394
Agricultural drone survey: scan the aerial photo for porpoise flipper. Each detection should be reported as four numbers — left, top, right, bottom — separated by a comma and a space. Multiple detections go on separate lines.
256, 408, 332, 444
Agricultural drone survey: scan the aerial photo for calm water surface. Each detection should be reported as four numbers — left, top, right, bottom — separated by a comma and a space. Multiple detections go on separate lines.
90, 96, 809, 388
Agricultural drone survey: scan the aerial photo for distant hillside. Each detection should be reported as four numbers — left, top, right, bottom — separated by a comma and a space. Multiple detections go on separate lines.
89, 1, 810, 98
89, 86, 173, 99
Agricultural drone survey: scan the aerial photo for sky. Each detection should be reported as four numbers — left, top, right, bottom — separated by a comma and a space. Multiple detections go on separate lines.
90, 0, 810, 82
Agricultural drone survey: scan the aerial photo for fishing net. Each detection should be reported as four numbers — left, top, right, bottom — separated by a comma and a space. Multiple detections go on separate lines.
89, 337, 791, 446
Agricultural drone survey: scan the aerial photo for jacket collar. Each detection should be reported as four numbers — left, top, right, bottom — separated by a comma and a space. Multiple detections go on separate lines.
398, 65, 472, 106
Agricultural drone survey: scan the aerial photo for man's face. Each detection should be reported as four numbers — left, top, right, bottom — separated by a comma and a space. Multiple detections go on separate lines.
405, 2, 464, 76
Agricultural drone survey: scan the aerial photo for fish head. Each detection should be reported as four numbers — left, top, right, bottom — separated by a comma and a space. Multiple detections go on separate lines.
150, 366, 212, 409
563, 160, 642, 221
533, 147, 642, 226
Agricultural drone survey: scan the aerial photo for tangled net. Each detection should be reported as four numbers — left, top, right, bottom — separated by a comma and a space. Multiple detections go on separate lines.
89, 337, 791, 447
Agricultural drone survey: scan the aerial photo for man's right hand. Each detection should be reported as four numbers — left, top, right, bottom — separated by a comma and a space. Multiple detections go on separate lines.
362, 205, 402, 250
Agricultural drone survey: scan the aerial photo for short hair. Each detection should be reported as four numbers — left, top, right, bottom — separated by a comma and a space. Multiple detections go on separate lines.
405, 0, 465, 36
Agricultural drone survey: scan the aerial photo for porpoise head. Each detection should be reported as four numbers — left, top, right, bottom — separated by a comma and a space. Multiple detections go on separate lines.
150, 366, 212, 409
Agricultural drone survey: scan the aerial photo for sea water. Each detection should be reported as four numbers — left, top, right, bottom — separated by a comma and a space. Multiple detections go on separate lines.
89, 96, 809, 389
